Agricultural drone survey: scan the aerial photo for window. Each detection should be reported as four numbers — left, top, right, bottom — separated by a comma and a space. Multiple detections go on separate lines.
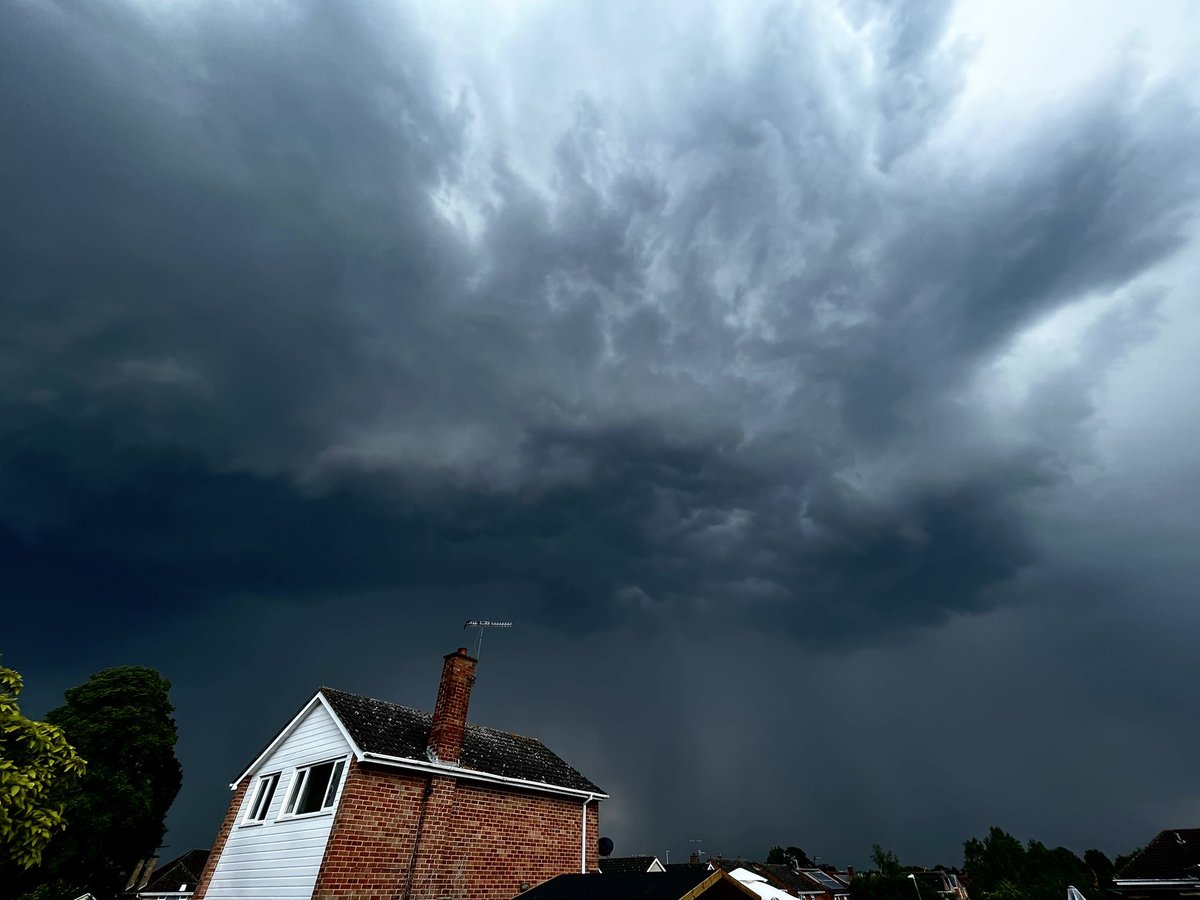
243, 772, 280, 824
282, 758, 346, 817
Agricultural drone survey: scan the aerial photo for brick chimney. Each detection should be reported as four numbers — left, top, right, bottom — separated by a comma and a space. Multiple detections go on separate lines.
428, 647, 477, 763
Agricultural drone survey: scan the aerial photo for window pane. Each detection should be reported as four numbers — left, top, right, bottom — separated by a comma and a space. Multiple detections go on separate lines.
255, 774, 278, 820
246, 781, 265, 821
322, 760, 345, 809
296, 762, 334, 814
285, 769, 307, 815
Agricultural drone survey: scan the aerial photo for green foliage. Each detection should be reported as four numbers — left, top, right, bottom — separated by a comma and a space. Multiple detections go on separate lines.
963, 827, 1099, 900
873, 845, 902, 877
0, 665, 86, 870
982, 880, 1030, 900
767, 845, 815, 867
850, 846, 914, 900
8, 667, 183, 900
1113, 848, 1141, 874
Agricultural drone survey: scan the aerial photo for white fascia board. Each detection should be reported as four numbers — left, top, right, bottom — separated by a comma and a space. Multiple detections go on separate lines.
229, 692, 365, 789
359, 751, 610, 801
1115, 880, 1200, 887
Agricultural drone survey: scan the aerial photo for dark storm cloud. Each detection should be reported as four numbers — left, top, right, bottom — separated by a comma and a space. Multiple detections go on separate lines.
3, 0, 1198, 647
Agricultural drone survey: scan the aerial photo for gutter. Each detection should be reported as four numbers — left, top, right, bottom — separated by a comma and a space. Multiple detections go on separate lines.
359, 752, 609, 802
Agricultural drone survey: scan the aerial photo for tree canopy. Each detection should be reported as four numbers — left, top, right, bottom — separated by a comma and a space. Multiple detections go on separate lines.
963, 826, 1111, 900
5, 666, 182, 900
0, 664, 86, 871
849, 845, 917, 900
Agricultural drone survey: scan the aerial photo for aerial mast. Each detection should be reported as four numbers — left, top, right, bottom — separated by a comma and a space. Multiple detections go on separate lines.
463, 620, 512, 659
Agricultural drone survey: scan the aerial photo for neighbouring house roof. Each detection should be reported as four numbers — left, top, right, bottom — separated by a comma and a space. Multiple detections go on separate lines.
1118, 830, 1200, 882
138, 849, 211, 896
795, 870, 850, 893
518, 870, 758, 900
757, 865, 827, 896
318, 687, 605, 794
601, 857, 665, 874
708, 860, 843, 898
727, 866, 801, 900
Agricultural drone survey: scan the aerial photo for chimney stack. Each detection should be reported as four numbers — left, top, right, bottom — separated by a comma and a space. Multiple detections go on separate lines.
428, 647, 477, 763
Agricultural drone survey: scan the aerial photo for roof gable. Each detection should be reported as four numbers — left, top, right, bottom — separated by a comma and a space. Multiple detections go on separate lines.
1119, 830, 1200, 881
519, 870, 758, 900
233, 691, 357, 786
601, 857, 664, 874
141, 849, 211, 894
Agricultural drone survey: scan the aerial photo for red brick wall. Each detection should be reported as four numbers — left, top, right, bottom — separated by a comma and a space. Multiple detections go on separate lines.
313, 759, 600, 900
191, 780, 249, 900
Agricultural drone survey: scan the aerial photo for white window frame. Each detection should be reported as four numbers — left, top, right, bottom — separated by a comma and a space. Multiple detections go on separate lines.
278, 756, 348, 820
241, 772, 281, 825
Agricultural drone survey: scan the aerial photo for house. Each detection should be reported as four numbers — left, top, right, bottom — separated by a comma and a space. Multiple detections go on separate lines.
1114, 829, 1200, 900
708, 860, 847, 900
725, 865, 819, 900
908, 870, 968, 900
600, 858, 668, 874
192, 648, 607, 900
515, 869, 760, 900
126, 850, 212, 900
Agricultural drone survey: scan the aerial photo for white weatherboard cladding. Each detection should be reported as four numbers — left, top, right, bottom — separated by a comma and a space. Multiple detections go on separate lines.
204, 701, 351, 900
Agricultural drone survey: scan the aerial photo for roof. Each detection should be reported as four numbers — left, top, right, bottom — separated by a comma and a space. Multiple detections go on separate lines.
318, 687, 604, 794
726, 866, 799, 900
1118, 830, 1200, 881
707, 861, 839, 897
601, 858, 663, 874
140, 849, 211, 894
796, 870, 849, 892
758, 866, 827, 896
519, 871, 756, 900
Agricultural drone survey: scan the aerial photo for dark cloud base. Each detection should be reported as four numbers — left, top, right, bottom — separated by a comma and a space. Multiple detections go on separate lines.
4, 0, 1200, 873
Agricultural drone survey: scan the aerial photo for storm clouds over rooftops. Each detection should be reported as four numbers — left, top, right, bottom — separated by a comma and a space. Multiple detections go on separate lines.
4, 0, 1200, 866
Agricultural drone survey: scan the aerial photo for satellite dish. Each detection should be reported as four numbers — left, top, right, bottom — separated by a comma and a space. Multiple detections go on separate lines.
598, 837, 614, 858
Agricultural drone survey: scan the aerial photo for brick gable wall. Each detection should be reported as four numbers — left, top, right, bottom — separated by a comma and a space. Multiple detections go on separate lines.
191, 780, 249, 900
312, 759, 599, 900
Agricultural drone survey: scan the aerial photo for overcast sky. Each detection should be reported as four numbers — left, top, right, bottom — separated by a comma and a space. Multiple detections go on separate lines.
4, 0, 1200, 870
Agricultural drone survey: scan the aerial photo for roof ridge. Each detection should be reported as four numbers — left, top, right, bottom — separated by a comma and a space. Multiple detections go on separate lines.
318, 686, 545, 743
318, 685, 427, 714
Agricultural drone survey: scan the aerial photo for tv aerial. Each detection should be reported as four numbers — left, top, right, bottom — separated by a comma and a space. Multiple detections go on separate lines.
463, 620, 512, 659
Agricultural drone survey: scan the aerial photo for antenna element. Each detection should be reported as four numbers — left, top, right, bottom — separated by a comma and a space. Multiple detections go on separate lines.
463, 620, 512, 659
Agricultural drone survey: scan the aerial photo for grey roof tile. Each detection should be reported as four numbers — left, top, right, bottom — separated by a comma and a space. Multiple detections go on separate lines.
319, 686, 604, 794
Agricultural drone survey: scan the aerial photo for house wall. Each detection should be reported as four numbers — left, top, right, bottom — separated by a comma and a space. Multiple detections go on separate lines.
194, 702, 352, 900
312, 759, 601, 900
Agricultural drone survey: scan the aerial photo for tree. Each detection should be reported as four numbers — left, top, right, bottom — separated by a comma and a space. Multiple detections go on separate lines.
964, 827, 1027, 898
17, 667, 183, 899
1083, 849, 1115, 890
850, 846, 913, 900
0, 664, 86, 870
1113, 848, 1142, 875
963, 827, 1094, 900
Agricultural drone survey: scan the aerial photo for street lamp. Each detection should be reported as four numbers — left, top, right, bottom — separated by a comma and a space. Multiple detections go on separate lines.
908, 874, 924, 900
